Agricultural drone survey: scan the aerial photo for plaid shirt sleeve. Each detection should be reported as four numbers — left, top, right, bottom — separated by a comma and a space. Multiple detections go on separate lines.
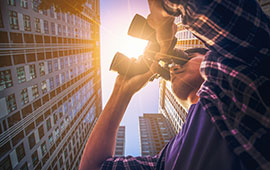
101, 145, 166, 170
162, 0, 270, 170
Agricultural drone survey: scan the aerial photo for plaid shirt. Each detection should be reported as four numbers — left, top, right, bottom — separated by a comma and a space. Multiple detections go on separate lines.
102, 0, 270, 169
163, 0, 270, 169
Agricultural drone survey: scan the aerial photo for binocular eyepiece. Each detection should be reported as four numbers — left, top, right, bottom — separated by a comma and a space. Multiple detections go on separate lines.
110, 14, 190, 81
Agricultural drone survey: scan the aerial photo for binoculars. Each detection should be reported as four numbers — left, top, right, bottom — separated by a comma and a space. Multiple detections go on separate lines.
110, 14, 190, 80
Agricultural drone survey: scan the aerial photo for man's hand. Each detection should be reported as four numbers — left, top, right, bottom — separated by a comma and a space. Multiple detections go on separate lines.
113, 61, 159, 98
147, 0, 177, 60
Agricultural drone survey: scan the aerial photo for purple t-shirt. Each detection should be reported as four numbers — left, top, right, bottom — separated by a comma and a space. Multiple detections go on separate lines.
164, 101, 247, 170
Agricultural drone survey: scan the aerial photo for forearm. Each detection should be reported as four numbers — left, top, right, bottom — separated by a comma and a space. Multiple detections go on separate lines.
79, 87, 132, 170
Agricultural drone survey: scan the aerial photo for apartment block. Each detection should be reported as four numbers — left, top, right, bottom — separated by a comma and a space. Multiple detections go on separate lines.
0, 0, 102, 169
139, 113, 174, 156
114, 126, 125, 157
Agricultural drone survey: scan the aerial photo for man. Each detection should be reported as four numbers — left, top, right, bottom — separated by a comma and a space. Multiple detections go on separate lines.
79, 0, 270, 169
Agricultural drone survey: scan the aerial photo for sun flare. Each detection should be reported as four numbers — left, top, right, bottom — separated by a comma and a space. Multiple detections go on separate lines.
117, 36, 148, 59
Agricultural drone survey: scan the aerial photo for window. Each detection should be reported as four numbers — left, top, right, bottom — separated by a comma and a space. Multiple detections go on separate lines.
8, 0, 16, 6
53, 113, 58, 125
28, 133, 36, 149
49, 77, 54, 90
55, 127, 59, 138
0, 156, 12, 170
20, 0, 28, 9
41, 80, 47, 94
41, 142, 47, 156
16, 143, 25, 162
39, 62, 45, 76
62, 13, 66, 22
44, 20, 49, 34
63, 25, 66, 36
0, 69, 13, 90
51, 23, 55, 35
9, 11, 19, 30
16, 67, 26, 84
34, 18, 41, 33
48, 134, 53, 145
22, 15, 31, 31
31, 151, 39, 167
6, 94, 17, 113
38, 125, 44, 139
58, 24, 62, 35
42, 9, 47, 15
20, 88, 29, 106
50, 7, 55, 18
65, 70, 69, 81
61, 73, 65, 83
64, 103, 68, 113
69, 56, 73, 65
53, 59, 58, 71
0, 8, 3, 28
70, 69, 73, 78
55, 75, 60, 87
46, 118, 51, 131
56, 12, 61, 20
68, 27, 71, 37
32, 84, 39, 99
32, 0, 39, 12
29, 64, 36, 80
60, 58, 64, 69
64, 57, 68, 66
48, 61, 52, 73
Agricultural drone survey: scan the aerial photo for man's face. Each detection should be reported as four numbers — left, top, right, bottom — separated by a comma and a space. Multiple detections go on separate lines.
170, 54, 204, 101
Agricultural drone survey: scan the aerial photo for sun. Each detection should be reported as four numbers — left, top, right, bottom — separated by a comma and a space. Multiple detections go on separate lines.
117, 36, 148, 59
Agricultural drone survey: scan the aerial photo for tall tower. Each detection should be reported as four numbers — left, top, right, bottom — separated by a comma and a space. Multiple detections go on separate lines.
159, 80, 188, 134
139, 113, 174, 156
0, 0, 101, 170
258, 0, 270, 15
114, 126, 125, 157
158, 16, 204, 134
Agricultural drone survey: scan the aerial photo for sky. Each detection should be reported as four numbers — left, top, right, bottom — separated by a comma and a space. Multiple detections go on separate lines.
99, 0, 159, 156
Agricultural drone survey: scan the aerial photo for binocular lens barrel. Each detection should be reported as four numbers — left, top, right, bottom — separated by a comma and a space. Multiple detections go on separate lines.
110, 52, 171, 80
128, 14, 157, 42
110, 52, 150, 78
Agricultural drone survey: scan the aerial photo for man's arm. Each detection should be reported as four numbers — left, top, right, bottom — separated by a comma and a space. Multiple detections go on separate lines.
79, 69, 155, 170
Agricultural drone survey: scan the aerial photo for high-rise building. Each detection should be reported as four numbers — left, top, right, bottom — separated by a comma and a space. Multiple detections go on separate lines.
158, 15, 205, 134
174, 16, 205, 51
159, 80, 188, 134
0, 0, 101, 170
114, 126, 125, 157
139, 113, 175, 156
258, 0, 270, 15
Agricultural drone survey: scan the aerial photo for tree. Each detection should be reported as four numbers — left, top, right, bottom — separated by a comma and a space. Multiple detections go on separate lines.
38, 0, 87, 15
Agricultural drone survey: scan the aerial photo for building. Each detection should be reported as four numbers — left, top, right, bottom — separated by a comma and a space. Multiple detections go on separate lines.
158, 15, 205, 134
0, 0, 101, 170
174, 16, 205, 51
258, 0, 270, 15
139, 113, 175, 156
114, 126, 125, 157
159, 81, 188, 134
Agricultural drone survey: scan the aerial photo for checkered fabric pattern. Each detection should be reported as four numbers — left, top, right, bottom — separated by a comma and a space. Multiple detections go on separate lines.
101, 145, 166, 170
163, 0, 270, 169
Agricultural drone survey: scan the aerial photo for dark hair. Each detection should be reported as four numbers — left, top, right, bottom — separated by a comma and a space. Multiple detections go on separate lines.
184, 48, 208, 55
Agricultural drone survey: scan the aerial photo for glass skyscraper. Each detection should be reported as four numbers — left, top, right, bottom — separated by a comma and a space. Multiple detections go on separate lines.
0, 0, 102, 169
